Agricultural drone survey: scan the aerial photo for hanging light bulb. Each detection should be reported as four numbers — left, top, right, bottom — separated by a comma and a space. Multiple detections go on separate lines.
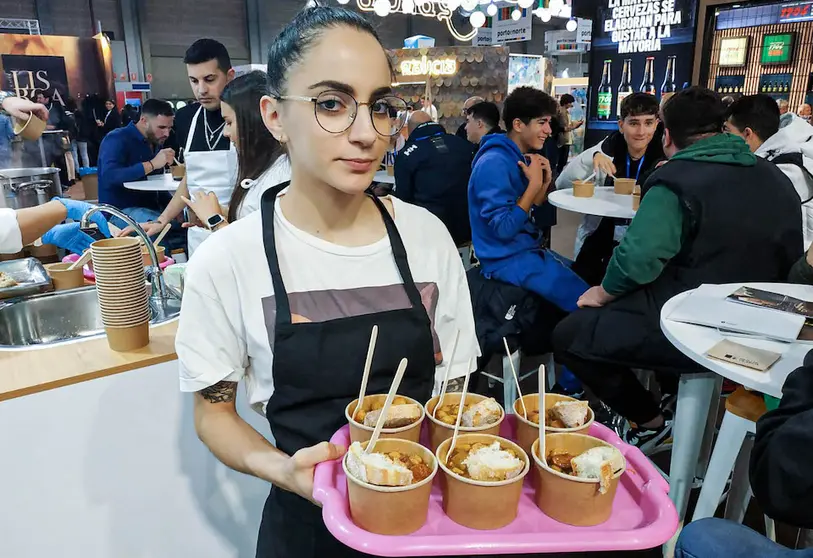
486, 2, 497, 16
461, 0, 479, 11
511, 8, 522, 19
373, 0, 391, 16
337, 0, 350, 4
538, 7, 551, 21
518, 0, 534, 8
566, 17, 577, 31
445, 0, 462, 10
470, 10, 487, 27
402, 0, 415, 13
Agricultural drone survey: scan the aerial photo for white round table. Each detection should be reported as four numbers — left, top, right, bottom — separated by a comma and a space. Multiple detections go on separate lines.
660, 282, 812, 398
548, 186, 637, 219
372, 170, 395, 185
124, 174, 179, 192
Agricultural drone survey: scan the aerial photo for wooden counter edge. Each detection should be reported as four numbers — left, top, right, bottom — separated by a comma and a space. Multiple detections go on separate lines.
0, 321, 179, 402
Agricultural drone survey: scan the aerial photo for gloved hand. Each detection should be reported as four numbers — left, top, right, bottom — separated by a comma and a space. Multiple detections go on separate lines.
53, 197, 111, 238
41, 222, 98, 255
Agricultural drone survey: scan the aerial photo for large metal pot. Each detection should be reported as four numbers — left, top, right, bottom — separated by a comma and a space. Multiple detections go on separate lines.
0, 167, 62, 210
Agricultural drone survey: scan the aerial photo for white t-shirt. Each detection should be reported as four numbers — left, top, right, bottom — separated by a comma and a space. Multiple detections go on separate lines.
177, 192, 479, 413
0, 208, 23, 254
236, 155, 291, 220
422, 104, 438, 122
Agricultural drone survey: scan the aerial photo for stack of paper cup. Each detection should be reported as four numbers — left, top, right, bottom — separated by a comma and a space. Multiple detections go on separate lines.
90, 238, 151, 352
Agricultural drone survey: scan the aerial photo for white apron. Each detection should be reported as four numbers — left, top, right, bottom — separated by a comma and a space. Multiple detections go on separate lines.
184, 105, 238, 255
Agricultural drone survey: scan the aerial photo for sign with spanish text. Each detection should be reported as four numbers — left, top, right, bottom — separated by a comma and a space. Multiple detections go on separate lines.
587, 0, 699, 142
761, 33, 794, 65
719, 36, 748, 67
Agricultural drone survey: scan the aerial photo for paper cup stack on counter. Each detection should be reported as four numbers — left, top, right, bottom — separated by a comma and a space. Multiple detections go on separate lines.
90, 238, 151, 352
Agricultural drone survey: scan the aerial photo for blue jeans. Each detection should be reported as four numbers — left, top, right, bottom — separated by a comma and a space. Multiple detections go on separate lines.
677, 518, 813, 558
109, 207, 187, 253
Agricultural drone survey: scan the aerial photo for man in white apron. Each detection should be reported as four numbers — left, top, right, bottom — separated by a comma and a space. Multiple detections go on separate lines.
133, 39, 236, 255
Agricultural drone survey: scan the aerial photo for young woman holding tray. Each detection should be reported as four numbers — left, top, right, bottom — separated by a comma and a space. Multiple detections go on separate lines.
175, 6, 479, 557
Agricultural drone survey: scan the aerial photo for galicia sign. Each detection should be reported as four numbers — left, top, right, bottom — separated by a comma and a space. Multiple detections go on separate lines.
400, 55, 458, 76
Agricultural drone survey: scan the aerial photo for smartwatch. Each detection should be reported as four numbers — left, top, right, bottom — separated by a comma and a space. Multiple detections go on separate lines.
206, 214, 226, 230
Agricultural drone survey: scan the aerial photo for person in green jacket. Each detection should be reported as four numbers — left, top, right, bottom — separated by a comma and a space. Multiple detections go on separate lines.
553, 87, 803, 450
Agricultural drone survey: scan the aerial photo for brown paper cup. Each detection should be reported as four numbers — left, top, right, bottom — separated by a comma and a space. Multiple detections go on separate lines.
44, 263, 85, 291
345, 394, 425, 444
613, 178, 636, 195
572, 180, 595, 198
632, 185, 641, 211
425, 393, 504, 452
436, 434, 529, 530
105, 322, 150, 352
91, 238, 142, 251
386, 165, 395, 177
513, 394, 595, 457
141, 246, 166, 266
171, 164, 185, 179
343, 438, 437, 535
532, 434, 625, 526
13, 113, 46, 141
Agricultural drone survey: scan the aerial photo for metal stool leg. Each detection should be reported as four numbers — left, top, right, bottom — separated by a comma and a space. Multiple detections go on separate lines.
502, 350, 520, 413
723, 435, 755, 524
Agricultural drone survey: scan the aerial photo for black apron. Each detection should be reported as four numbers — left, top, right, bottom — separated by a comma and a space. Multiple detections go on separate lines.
255, 183, 436, 558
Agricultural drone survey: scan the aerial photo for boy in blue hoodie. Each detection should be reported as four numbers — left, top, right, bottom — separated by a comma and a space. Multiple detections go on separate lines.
468, 87, 589, 313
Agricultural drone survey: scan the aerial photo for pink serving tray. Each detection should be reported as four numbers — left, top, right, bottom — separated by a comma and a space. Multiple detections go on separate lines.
62, 253, 175, 281
313, 416, 678, 556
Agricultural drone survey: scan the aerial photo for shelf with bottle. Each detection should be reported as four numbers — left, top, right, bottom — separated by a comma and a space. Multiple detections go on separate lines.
714, 75, 745, 97
758, 73, 792, 99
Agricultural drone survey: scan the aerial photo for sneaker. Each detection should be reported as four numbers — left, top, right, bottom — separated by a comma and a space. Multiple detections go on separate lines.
593, 401, 626, 438
623, 412, 673, 453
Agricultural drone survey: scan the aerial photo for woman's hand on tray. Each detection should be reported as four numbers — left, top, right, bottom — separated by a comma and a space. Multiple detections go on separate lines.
281, 441, 346, 506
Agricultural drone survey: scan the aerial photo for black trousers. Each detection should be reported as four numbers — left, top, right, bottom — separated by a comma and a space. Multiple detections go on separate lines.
552, 302, 700, 425
556, 144, 571, 174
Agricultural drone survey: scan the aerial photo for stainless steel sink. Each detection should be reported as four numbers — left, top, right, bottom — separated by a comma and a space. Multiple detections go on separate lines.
0, 286, 181, 348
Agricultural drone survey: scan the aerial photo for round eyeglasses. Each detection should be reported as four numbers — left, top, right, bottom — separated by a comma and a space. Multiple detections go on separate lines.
276, 90, 408, 137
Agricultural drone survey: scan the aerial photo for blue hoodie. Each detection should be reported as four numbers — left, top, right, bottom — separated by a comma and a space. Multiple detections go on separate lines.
468, 133, 540, 270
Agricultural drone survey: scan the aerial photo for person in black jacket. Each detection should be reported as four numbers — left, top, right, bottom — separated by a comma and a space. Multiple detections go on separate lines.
464, 101, 503, 146
97, 99, 121, 138
393, 110, 473, 245
455, 96, 484, 142
675, 352, 813, 557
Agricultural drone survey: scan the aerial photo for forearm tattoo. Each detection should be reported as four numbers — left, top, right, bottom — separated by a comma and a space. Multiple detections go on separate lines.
199, 381, 238, 403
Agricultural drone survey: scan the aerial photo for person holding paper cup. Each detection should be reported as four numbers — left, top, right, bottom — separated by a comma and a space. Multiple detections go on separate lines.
175, 7, 479, 558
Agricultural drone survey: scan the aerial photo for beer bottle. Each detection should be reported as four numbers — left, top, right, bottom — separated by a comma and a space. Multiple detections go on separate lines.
640, 56, 656, 95
597, 60, 613, 120
617, 59, 633, 117
660, 55, 677, 103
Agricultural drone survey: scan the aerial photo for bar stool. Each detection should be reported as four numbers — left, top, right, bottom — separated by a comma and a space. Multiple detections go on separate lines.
691, 387, 776, 539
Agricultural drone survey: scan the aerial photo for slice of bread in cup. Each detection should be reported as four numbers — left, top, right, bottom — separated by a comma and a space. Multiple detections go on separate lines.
345, 442, 414, 487
571, 446, 625, 494
461, 397, 503, 427
362, 403, 422, 428
552, 400, 590, 428
462, 441, 525, 482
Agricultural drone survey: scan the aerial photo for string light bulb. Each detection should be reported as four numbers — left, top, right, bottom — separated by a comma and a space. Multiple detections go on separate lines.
538, 7, 551, 21
518, 0, 534, 8
549, 0, 564, 15
566, 17, 577, 31
470, 10, 487, 27
511, 8, 522, 19
373, 0, 391, 16
337, 0, 350, 4
486, 2, 497, 16
402, 0, 415, 13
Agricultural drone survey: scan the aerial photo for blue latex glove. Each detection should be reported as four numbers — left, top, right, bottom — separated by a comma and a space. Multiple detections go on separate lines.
53, 197, 111, 238
41, 222, 97, 255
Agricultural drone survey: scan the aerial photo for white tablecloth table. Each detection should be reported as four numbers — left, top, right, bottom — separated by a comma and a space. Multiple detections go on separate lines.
660, 282, 811, 398
123, 174, 180, 192
548, 186, 637, 219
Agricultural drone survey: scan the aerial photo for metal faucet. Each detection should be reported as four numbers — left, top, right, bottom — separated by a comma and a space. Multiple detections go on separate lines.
80, 204, 180, 302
